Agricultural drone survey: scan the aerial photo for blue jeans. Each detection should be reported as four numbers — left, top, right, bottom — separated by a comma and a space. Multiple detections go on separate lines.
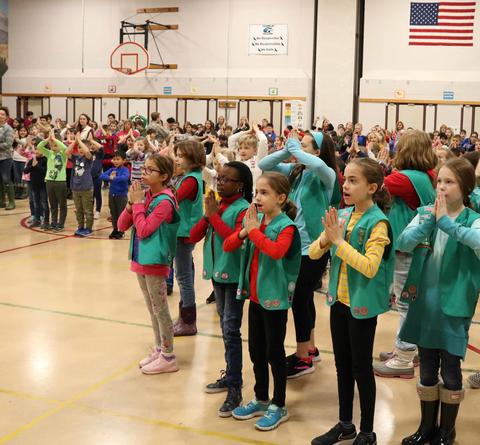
419, 347, 462, 391
166, 266, 175, 289
174, 239, 196, 308
213, 281, 244, 388
0, 158, 13, 186
13, 161, 25, 184
31, 185, 49, 223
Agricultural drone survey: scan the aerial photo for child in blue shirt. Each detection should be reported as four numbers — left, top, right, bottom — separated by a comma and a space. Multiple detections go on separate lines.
100, 151, 130, 239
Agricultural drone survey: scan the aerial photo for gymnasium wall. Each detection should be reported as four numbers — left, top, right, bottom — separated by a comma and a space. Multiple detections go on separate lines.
359, 0, 480, 132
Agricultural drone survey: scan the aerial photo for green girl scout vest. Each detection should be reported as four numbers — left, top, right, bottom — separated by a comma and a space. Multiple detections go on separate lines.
128, 194, 180, 265
389, 170, 436, 242
177, 170, 204, 237
202, 198, 250, 284
293, 171, 341, 241
327, 205, 395, 319
400, 206, 480, 318
237, 212, 302, 310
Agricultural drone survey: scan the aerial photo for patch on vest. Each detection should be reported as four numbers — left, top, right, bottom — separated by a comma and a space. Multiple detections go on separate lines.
203, 270, 207, 277
272, 300, 280, 308
214, 272, 220, 278
287, 282, 296, 292
357, 228, 366, 245
401, 291, 410, 300
264, 299, 272, 308
327, 294, 334, 304
353, 306, 368, 316
236, 289, 241, 296
221, 273, 229, 280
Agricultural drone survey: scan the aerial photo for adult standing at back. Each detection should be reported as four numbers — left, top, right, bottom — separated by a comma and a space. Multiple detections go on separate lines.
0, 107, 15, 210
147, 112, 169, 143
259, 130, 341, 378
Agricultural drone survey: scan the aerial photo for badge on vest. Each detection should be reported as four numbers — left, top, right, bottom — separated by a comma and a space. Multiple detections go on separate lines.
264, 299, 272, 308
287, 282, 296, 293
221, 273, 229, 280
357, 228, 366, 245
327, 294, 334, 304
353, 306, 368, 316
203, 270, 207, 277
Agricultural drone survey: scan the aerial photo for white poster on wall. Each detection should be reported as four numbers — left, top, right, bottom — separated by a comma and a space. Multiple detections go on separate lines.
283, 100, 306, 130
249, 24, 288, 55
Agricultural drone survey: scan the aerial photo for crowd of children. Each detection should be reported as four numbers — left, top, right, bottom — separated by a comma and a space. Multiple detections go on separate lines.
1, 108, 480, 444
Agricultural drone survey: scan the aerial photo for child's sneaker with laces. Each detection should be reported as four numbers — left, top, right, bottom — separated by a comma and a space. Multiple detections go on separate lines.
311, 422, 357, 445
218, 386, 242, 418
141, 353, 178, 374
255, 404, 289, 431
82, 228, 93, 237
352, 432, 377, 445
232, 398, 270, 420
205, 370, 228, 393
287, 355, 314, 379
468, 371, 480, 389
139, 347, 161, 368
74, 227, 85, 236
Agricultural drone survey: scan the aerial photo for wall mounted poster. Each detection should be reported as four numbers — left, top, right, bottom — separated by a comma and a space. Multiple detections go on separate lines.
249, 24, 288, 55
283, 100, 305, 130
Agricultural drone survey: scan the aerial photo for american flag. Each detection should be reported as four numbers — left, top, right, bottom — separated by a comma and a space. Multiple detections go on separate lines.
409, 1, 476, 46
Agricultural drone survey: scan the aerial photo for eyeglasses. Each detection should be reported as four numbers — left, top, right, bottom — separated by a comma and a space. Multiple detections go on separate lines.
141, 166, 161, 175
217, 176, 241, 184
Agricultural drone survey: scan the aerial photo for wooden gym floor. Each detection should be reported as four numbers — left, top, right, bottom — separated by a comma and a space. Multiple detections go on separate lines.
0, 195, 479, 445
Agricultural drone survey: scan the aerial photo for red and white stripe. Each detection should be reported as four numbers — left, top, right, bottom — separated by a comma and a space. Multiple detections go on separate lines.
409, 1, 476, 47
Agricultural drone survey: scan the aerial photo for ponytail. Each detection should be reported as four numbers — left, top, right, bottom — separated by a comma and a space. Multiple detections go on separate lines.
373, 184, 392, 214
282, 198, 297, 220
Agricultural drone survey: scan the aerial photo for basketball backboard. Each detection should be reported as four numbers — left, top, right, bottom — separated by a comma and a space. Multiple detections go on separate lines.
110, 42, 150, 75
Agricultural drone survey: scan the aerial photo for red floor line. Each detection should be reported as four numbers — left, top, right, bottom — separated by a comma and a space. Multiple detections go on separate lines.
468, 344, 480, 355
0, 236, 68, 254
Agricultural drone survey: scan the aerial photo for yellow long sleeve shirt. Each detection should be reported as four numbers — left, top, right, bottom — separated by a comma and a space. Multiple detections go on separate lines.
308, 211, 390, 306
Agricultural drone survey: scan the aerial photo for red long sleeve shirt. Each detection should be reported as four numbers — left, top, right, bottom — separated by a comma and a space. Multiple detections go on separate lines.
176, 176, 198, 203
188, 194, 246, 244
384, 169, 436, 210
224, 221, 294, 303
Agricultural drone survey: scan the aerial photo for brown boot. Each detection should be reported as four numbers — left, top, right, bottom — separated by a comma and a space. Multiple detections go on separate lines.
173, 303, 197, 337
431, 385, 464, 445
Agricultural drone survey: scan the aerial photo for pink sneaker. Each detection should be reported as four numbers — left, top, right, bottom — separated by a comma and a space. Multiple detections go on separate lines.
141, 353, 179, 375
139, 347, 161, 368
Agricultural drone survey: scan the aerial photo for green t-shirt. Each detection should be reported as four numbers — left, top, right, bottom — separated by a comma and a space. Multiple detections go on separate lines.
38, 139, 68, 182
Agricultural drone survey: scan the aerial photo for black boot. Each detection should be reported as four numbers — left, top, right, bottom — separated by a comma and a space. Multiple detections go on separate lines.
402, 383, 439, 445
0, 181, 5, 208
5, 184, 16, 210
431, 386, 463, 445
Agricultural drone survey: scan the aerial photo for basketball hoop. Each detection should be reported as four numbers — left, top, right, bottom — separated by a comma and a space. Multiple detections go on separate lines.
110, 42, 150, 75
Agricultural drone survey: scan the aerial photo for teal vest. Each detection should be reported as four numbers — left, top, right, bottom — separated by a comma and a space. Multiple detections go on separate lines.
388, 170, 436, 241
237, 213, 302, 310
400, 206, 480, 318
202, 198, 249, 284
470, 187, 480, 213
327, 205, 395, 319
293, 170, 341, 241
176, 170, 204, 237
128, 194, 180, 265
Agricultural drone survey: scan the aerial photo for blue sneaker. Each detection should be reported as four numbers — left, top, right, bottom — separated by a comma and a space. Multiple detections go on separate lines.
74, 227, 85, 236
82, 228, 93, 237
232, 398, 269, 420
255, 404, 289, 431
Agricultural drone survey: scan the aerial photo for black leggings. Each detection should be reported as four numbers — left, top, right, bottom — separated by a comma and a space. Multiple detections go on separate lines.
292, 254, 330, 343
330, 301, 377, 433
248, 301, 288, 407
419, 347, 462, 391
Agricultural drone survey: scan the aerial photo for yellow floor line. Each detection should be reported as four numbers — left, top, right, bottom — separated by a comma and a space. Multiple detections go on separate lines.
0, 360, 138, 444
0, 388, 62, 405
0, 383, 278, 445
71, 403, 279, 445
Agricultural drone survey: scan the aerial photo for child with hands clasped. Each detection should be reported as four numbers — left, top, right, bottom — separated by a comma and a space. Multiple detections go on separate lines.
225, 172, 301, 432
309, 158, 394, 445
117, 154, 181, 375
397, 158, 480, 445
189, 162, 253, 418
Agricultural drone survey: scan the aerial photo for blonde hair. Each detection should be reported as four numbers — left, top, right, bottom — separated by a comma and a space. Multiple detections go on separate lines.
238, 133, 258, 150
394, 130, 437, 172
221, 148, 236, 162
